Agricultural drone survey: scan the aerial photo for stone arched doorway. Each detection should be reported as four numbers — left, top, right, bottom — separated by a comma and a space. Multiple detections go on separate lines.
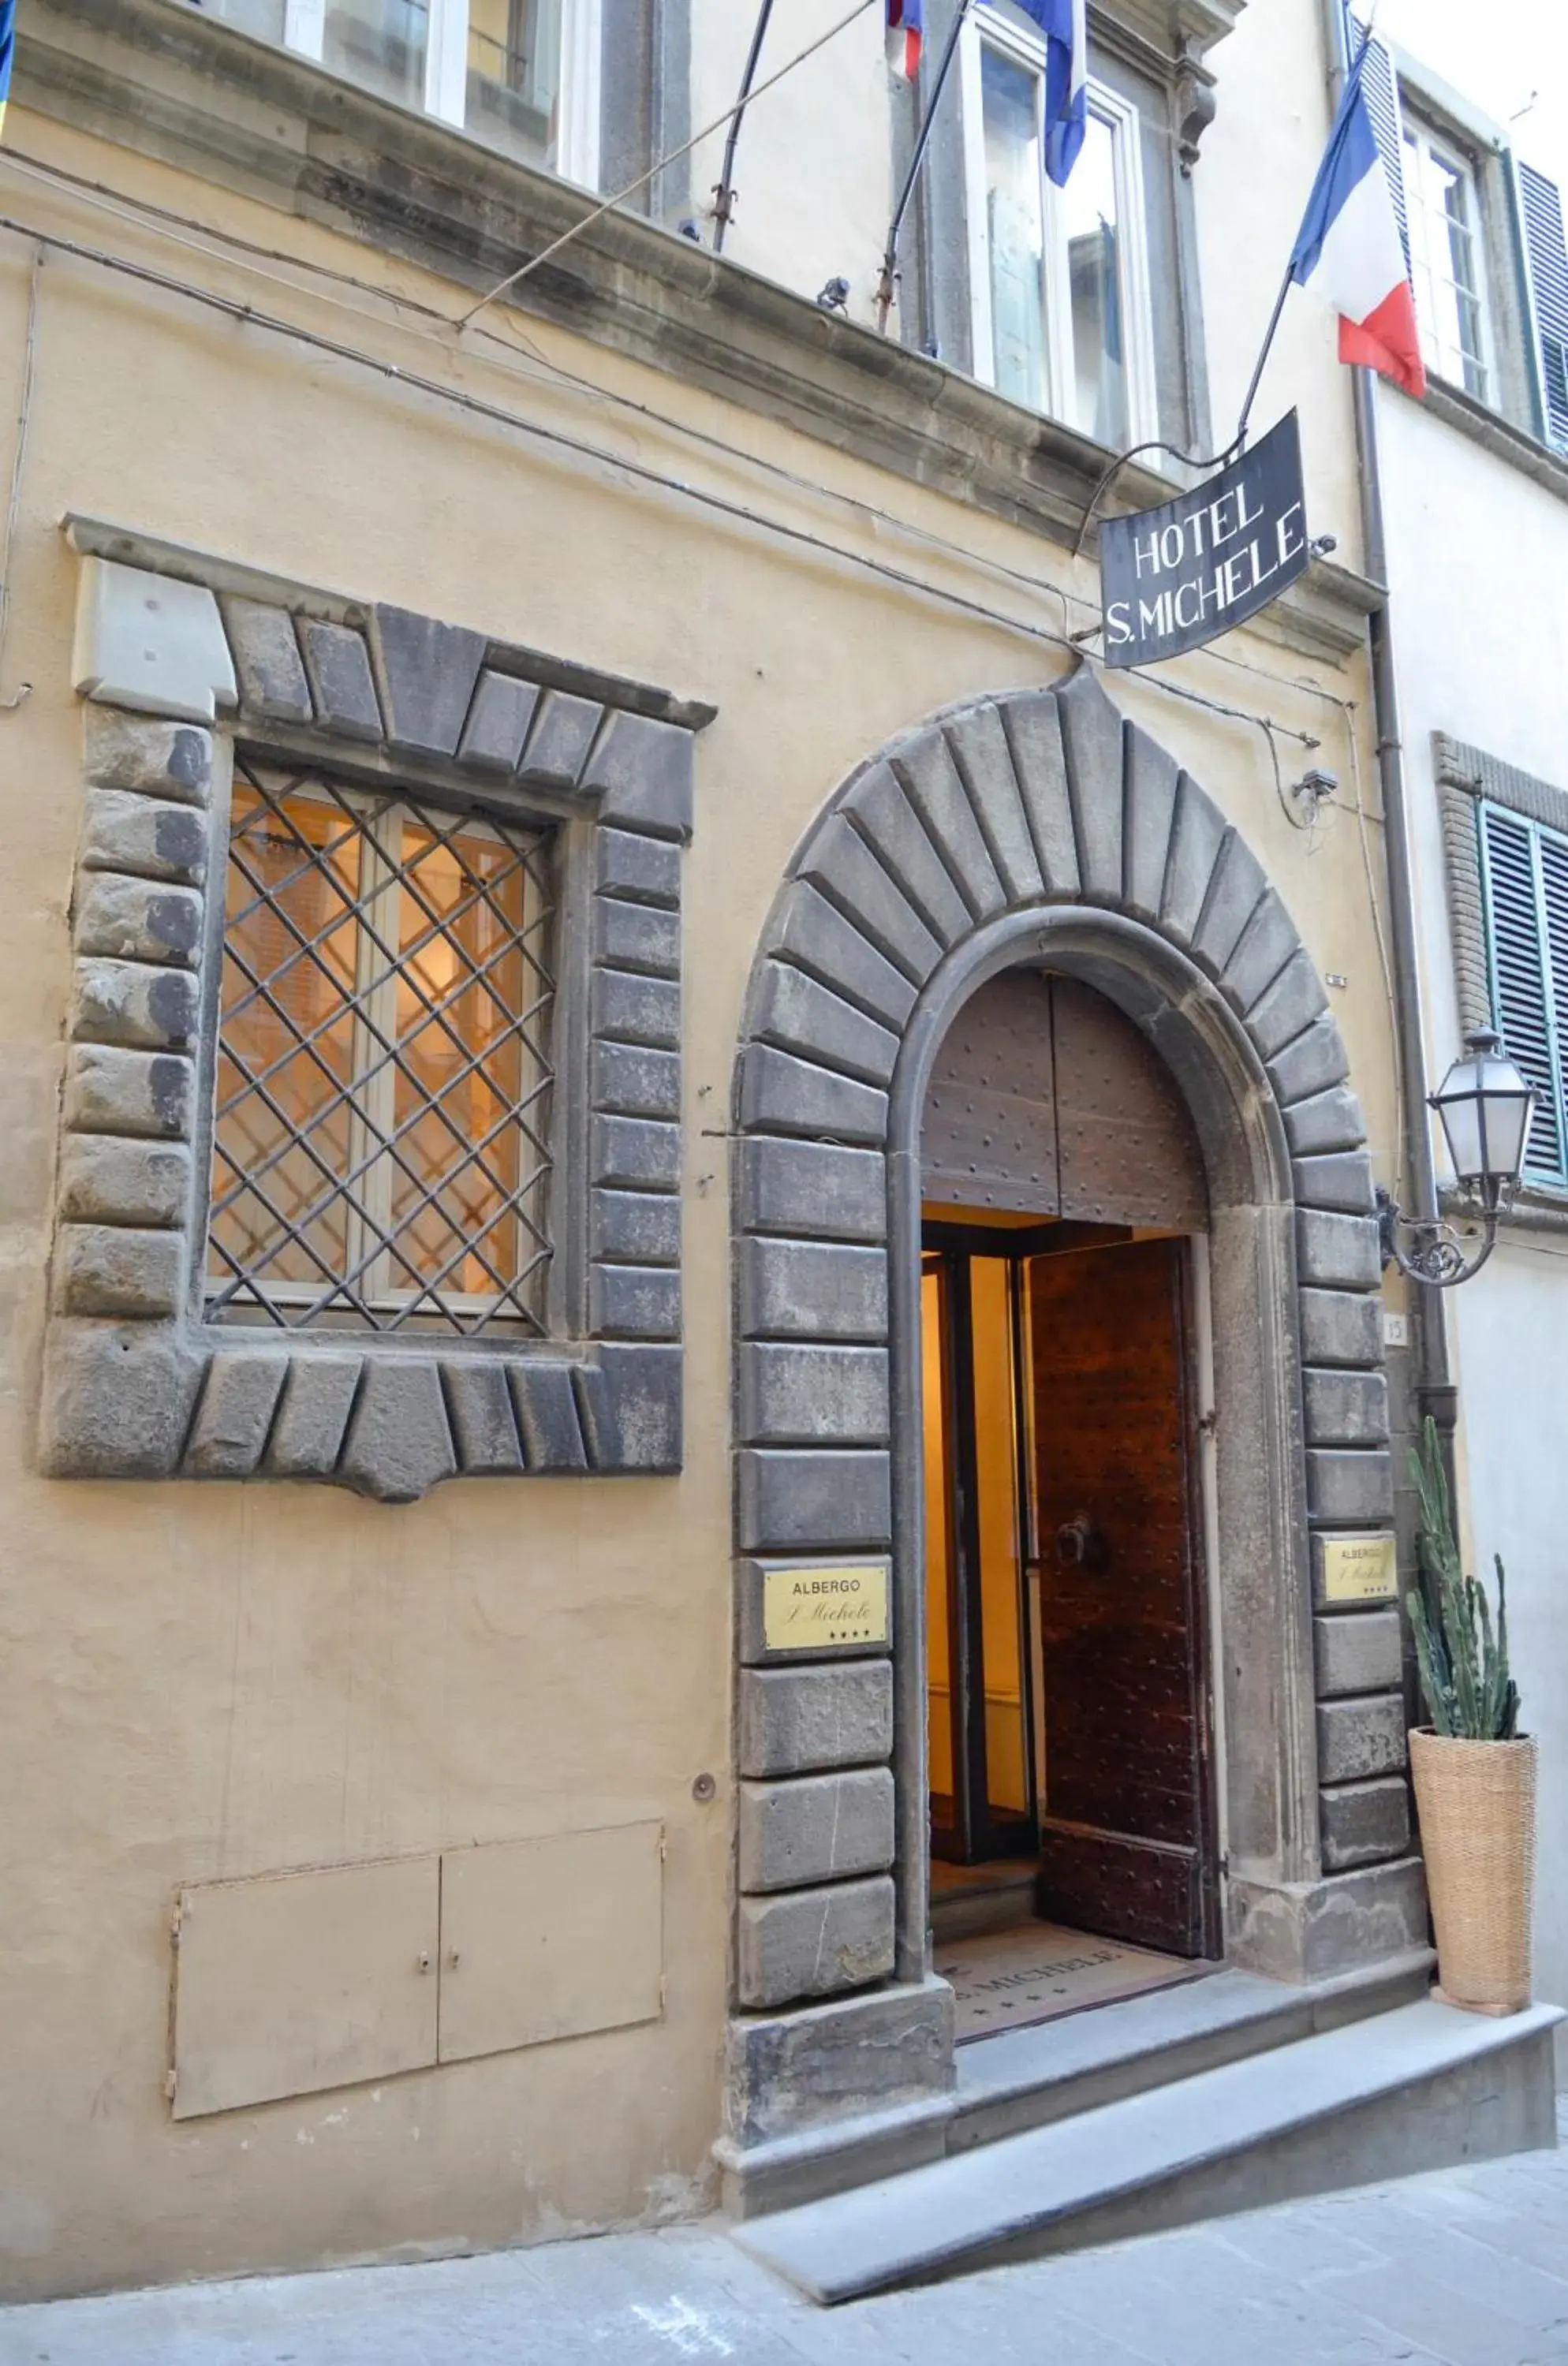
724, 664, 1419, 2176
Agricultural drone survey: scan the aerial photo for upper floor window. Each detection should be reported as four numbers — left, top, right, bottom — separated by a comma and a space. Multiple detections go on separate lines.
197, 0, 601, 185
960, 9, 1156, 449
1402, 116, 1489, 401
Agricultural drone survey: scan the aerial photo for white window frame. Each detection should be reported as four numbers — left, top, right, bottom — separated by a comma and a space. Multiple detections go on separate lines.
958, 6, 1158, 448
279, 0, 600, 189
1400, 105, 1493, 403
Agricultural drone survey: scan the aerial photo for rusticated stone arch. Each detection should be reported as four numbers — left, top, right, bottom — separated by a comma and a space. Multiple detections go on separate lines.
725, 663, 1423, 2166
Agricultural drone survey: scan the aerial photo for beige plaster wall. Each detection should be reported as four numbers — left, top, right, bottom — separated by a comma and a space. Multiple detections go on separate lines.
0, 93, 1395, 2300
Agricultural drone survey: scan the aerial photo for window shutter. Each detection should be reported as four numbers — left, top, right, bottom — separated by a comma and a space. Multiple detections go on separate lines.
1517, 162, 1568, 453
1479, 804, 1563, 1176
1351, 20, 1409, 267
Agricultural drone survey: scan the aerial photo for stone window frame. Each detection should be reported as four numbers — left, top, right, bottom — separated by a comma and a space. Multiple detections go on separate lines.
1435, 730, 1568, 1219
40, 521, 714, 1502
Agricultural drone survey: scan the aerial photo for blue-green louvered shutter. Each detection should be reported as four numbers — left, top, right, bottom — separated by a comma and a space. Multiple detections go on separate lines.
1518, 162, 1568, 453
1479, 804, 1563, 1177
1352, 20, 1409, 267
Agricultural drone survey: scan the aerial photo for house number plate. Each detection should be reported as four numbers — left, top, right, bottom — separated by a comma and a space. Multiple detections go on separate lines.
763, 1565, 890, 1651
1320, 1535, 1398, 1604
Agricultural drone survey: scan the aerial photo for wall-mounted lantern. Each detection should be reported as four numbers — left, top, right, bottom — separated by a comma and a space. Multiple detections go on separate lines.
1377, 1030, 1536, 1287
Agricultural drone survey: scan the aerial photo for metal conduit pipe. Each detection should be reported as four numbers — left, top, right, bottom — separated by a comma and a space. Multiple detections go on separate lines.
1316, 0, 1456, 1465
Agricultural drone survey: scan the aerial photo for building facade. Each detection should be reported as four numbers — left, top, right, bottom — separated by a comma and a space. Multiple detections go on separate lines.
1357, 10, 1568, 2066
0, 0, 1552, 2302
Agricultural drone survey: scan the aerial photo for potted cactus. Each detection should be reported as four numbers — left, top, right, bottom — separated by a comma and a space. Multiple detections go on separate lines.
1406, 1418, 1536, 2015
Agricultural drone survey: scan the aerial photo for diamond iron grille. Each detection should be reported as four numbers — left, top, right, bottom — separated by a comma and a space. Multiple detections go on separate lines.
207, 758, 557, 1334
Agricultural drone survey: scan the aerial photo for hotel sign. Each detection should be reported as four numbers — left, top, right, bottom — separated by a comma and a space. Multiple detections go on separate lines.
1320, 1534, 1399, 1606
1101, 410, 1309, 668
763, 1564, 890, 1652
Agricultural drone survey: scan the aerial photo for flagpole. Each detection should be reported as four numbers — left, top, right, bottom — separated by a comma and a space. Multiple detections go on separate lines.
875, 0, 976, 334
712, 0, 778, 254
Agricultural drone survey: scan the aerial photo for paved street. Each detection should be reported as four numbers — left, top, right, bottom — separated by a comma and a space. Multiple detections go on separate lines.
4, 2106, 1566, 2366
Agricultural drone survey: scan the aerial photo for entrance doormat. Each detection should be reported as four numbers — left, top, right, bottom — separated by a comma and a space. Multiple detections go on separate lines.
935, 1920, 1208, 2042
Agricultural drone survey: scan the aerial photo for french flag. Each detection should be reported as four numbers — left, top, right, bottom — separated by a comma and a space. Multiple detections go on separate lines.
1288, 43, 1426, 397
1000, 0, 1087, 186
887, 0, 923, 80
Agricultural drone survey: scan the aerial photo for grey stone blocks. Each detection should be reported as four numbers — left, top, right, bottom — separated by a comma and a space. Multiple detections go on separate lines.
767, 884, 919, 1032
57, 1136, 190, 1229
39, 1319, 202, 1479
1246, 948, 1330, 1062
1313, 1609, 1402, 1697
1267, 1012, 1351, 1106
265, 1354, 362, 1476
945, 703, 1044, 905
595, 826, 681, 906
368, 604, 487, 756
1303, 1368, 1391, 1446
522, 689, 602, 786
1293, 1151, 1376, 1213
591, 1042, 681, 1119
752, 961, 901, 1087
996, 691, 1078, 894
738, 1239, 887, 1342
84, 711, 212, 804
586, 711, 694, 840
1307, 1446, 1395, 1524
72, 958, 198, 1051
1192, 829, 1267, 976
892, 730, 1004, 920
1300, 1286, 1383, 1368
739, 1770, 896, 1891
738, 1662, 894, 1778
52, 1222, 185, 1318
592, 1189, 680, 1265
1320, 1775, 1412, 1871
1220, 890, 1297, 1015
590, 1263, 681, 1339
339, 1359, 457, 1503
1122, 725, 1181, 924
458, 670, 538, 771
593, 894, 680, 977
298, 618, 382, 740
740, 1047, 889, 1144
223, 596, 313, 724
737, 1450, 893, 1554
737, 1138, 886, 1245
592, 1114, 681, 1191
65, 1045, 192, 1140
1297, 1208, 1381, 1291
442, 1360, 526, 1475
74, 875, 203, 968
738, 1343, 890, 1446
1056, 658, 1126, 902
593, 967, 681, 1051
1317, 1692, 1408, 1783
795, 815, 944, 984
81, 789, 208, 884
736, 1875, 896, 2010
186, 1352, 289, 1476
1159, 777, 1227, 948
1284, 1085, 1370, 1159
725, 1977, 954, 2146
843, 760, 973, 946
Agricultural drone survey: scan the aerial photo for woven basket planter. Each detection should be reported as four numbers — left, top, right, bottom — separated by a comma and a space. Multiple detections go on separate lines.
1409, 1727, 1537, 2015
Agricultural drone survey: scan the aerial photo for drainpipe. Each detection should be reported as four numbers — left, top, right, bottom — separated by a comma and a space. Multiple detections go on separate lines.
1318, 0, 1456, 1465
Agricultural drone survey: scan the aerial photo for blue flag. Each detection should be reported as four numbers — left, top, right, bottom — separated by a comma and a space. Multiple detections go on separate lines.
984, 0, 1086, 185
0, 0, 13, 139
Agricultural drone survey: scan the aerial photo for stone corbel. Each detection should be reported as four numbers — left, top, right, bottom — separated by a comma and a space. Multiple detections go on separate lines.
1175, 39, 1218, 174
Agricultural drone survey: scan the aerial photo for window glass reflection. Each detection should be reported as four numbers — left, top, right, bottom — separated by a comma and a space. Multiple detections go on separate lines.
1063, 111, 1128, 449
981, 45, 1049, 412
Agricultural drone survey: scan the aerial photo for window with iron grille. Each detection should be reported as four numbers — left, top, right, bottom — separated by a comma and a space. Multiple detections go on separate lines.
1477, 799, 1568, 1186
207, 756, 558, 1335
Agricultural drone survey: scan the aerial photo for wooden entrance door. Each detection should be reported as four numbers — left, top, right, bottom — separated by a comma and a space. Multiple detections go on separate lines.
1028, 1237, 1218, 1958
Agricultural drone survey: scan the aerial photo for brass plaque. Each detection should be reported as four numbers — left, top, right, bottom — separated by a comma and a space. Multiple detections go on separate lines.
1321, 1534, 1398, 1604
763, 1564, 890, 1651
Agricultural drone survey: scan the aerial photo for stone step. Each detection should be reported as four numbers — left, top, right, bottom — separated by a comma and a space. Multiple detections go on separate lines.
928, 1863, 1039, 1945
719, 1949, 1432, 2219
733, 1995, 1564, 2303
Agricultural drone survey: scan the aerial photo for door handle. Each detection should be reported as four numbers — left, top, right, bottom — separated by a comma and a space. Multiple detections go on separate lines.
1055, 1515, 1109, 1572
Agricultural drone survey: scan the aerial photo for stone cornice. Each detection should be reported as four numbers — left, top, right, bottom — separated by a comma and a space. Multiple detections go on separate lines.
14, 0, 1370, 664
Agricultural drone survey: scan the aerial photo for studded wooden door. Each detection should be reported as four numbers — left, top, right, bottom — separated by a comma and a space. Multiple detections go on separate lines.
1028, 1237, 1219, 1958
